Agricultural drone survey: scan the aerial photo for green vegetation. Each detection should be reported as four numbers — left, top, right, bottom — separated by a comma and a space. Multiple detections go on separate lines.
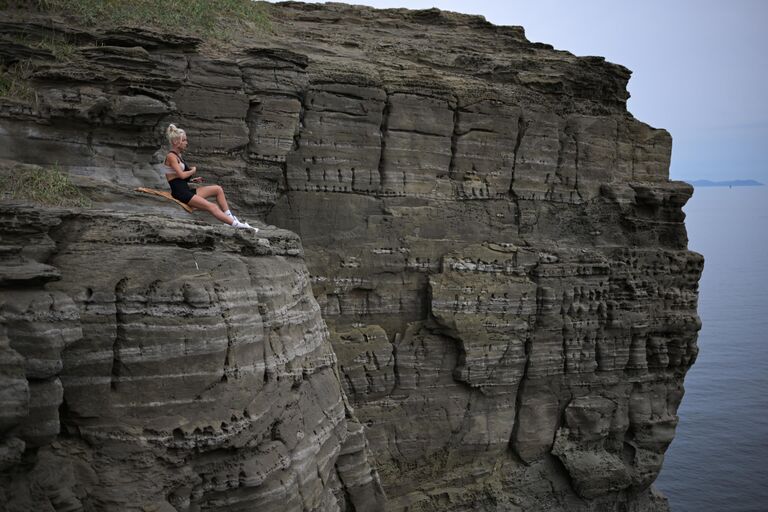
34, 0, 271, 41
2, 32, 77, 62
0, 60, 36, 103
29, 32, 77, 61
0, 164, 91, 208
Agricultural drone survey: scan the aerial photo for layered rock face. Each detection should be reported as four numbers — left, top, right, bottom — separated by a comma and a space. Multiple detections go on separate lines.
0, 206, 384, 511
0, 3, 701, 511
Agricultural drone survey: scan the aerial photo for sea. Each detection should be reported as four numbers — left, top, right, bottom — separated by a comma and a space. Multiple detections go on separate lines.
654, 185, 768, 512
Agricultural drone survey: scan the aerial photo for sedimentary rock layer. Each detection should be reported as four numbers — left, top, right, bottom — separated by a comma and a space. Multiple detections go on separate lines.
0, 206, 384, 511
0, 3, 701, 511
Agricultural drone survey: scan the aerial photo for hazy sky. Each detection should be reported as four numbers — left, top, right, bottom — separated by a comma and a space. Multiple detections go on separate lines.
268, 1, 768, 182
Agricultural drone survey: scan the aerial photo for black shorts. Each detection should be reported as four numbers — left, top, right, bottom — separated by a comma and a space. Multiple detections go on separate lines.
168, 178, 196, 204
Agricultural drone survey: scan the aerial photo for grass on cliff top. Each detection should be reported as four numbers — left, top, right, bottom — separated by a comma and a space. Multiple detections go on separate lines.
0, 164, 91, 208
32, 0, 271, 41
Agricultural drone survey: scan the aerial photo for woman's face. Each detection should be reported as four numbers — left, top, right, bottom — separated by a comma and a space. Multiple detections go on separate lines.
174, 134, 188, 151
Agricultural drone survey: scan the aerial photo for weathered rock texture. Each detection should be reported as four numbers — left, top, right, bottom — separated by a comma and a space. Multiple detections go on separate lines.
0, 2, 702, 511
0, 204, 385, 512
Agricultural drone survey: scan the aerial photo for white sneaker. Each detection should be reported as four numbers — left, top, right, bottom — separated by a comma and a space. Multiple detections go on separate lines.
232, 219, 259, 233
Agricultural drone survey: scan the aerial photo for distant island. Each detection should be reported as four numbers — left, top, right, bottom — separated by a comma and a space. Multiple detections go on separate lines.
687, 179, 764, 187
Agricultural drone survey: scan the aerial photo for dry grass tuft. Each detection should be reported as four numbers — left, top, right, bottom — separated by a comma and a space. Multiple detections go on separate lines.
0, 60, 37, 103
0, 164, 92, 208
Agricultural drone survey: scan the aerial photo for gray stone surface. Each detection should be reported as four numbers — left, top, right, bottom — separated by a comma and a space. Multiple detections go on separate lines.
0, 3, 702, 511
0, 206, 383, 511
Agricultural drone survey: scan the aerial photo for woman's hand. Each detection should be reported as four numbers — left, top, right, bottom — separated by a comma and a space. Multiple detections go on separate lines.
190, 176, 204, 183
189, 166, 197, 174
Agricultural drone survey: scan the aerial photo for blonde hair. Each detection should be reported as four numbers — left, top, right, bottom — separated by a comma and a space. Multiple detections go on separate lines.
166, 123, 186, 145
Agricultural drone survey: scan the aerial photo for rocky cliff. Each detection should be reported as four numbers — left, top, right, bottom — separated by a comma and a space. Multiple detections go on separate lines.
0, 2, 702, 511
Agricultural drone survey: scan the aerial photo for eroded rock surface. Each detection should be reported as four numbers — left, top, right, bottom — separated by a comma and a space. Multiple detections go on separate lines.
0, 3, 701, 511
0, 205, 384, 511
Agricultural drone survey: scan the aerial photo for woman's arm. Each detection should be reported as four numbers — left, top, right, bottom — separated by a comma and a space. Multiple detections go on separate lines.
165, 153, 196, 179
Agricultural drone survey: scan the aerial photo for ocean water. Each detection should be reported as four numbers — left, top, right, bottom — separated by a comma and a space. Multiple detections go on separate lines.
655, 186, 768, 512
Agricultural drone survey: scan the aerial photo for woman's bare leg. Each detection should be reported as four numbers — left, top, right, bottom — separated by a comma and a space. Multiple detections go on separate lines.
195, 185, 229, 212
188, 195, 232, 224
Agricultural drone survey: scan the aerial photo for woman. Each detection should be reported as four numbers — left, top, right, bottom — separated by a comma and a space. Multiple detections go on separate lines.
163, 123, 257, 232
